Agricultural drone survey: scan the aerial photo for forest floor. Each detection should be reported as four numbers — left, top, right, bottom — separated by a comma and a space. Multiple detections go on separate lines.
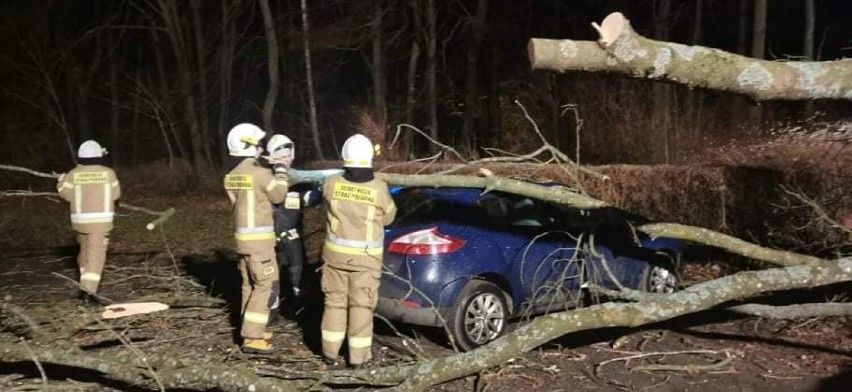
0, 193, 849, 392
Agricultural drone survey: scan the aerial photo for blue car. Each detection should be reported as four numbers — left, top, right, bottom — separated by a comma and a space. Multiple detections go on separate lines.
376, 186, 684, 351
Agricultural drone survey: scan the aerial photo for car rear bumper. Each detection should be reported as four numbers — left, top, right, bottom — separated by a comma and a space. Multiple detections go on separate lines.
376, 297, 451, 327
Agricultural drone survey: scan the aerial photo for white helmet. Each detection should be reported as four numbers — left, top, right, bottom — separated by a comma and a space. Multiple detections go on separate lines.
341, 134, 374, 168
266, 134, 294, 162
78, 140, 106, 158
227, 123, 266, 157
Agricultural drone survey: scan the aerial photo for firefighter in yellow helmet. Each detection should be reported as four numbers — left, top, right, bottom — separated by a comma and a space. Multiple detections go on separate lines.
320, 134, 396, 367
56, 140, 121, 307
224, 123, 288, 354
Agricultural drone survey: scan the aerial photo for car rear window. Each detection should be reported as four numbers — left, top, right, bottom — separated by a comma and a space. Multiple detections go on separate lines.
391, 189, 500, 227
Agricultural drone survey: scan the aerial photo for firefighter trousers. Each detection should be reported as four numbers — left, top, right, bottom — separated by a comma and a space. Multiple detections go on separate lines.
238, 249, 280, 339
320, 264, 380, 365
76, 232, 109, 294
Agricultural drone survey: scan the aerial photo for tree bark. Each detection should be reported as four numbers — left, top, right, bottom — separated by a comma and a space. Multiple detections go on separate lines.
687, 0, 704, 138
749, 0, 767, 122
737, 1, 749, 55
803, 0, 815, 60
300, 0, 324, 160
5, 257, 847, 391
462, 0, 488, 150
425, 0, 439, 150
154, 0, 205, 166
190, 0, 212, 164
527, 12, 852, 101
651, 0, 672, 163
371, 0, 387, 128
218, 0, 240, 164
259, 0, 280, 135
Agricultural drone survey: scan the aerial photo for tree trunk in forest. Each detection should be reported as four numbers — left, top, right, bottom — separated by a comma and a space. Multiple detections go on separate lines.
155, 0, 205, 167
401, 1, 422, 157
803, 0, 816, 115
300, 0, 323, 160
651, 0, 672, 163
687, 0, 704, 140
109, 39, 120, 167
190, 0, 211, 164
426, 0, 439, 151
749, 0, 767, 123
803, 0, 815, 60
218, 0, 239, 164
371, 0, 387, 128
527, 13, 852, 101
259, 0, 280, 136
463, 0, 488, 151
737, 1, 749, 55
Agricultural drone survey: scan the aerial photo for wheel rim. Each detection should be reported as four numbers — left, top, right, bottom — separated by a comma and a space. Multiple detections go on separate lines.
648, 266, 677, 293
463, 292, 505, 345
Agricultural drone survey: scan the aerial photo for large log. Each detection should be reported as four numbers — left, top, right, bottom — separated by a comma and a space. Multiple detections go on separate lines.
528, 12, 852, 101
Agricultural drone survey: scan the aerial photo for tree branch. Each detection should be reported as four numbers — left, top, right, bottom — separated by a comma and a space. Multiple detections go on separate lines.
528, 12, 852, 101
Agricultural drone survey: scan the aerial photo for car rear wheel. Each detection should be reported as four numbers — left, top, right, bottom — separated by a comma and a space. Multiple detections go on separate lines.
448, 281, 508, 351
643, 252, 679, 293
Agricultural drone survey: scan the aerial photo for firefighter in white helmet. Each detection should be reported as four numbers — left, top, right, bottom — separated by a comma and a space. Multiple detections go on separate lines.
320, 133, 396, 367
56, 140, 121, 307
224, 123, 288, 354
265, 134, 321, 320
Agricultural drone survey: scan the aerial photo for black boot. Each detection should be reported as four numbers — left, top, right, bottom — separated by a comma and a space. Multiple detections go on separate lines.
78, 291, 101, 308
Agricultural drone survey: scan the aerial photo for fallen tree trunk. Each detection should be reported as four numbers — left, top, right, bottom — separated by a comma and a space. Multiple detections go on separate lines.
528, 12, 852, 101
2, 258, 849, 391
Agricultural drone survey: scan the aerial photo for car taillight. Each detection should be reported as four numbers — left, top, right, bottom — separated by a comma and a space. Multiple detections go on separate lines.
388, 227, 466, 255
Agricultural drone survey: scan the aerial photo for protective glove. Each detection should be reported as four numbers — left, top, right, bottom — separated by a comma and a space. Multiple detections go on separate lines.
273, 164, 289, 180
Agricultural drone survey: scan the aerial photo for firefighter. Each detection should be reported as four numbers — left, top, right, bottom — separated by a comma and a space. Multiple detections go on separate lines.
224, 123, 288, 354
265, 134, 321, 320
56, 140, 121, 307
320, 134, 397, 368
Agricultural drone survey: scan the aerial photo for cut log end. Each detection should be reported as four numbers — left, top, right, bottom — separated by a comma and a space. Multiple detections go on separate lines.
598, 12, 628, 46
527, 39, 538, 68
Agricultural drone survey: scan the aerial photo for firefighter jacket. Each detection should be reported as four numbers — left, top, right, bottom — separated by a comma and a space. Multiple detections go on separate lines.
321, 175, 397, 271
56, 164, 121, 234
224, 158, 288, 254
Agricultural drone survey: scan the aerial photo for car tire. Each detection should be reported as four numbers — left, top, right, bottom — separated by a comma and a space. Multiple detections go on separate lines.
642, 251, 680, 294
447, 280, 508, 352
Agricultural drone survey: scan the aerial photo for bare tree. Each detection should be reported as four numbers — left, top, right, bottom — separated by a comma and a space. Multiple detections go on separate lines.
462, 0, 489, 150
300, 0, 324, 159
686, 0, 704, 138
371, 0, 387, 127
426, 0, 439, 149
217, 0, 241, 163
651, 0, 672, 163
259, 0, 280, 134
190, 0, 212, 163
749, 0, 767, 123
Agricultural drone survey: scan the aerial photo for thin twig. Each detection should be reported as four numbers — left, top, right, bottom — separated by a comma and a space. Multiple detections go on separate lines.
19, 338, 48, 390
595, 349, 724, 375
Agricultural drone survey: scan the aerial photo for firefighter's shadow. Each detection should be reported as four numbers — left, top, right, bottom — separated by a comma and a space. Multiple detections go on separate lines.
182, 248, 243, 341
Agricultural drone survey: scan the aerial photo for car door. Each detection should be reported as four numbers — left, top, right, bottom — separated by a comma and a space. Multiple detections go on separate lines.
485, 196, 584, 316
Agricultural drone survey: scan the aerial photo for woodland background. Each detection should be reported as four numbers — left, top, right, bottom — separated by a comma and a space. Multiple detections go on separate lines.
0, 0, 850, 169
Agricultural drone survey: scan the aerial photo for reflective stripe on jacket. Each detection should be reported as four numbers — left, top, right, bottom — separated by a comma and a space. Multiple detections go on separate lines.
57, 165, 120, 234
321, 175, 397, 270
225, 158, 288, 254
